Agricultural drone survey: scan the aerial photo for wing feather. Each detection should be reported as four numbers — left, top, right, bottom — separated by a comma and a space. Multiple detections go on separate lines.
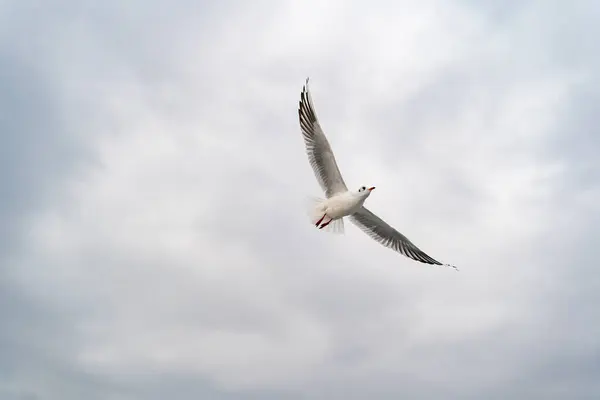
298, 78, 348, 198
349, 206, 457, 270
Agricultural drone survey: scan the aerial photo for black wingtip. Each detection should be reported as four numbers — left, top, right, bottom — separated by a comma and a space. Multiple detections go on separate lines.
444, 263, 459, 272
303, 77, 310, 93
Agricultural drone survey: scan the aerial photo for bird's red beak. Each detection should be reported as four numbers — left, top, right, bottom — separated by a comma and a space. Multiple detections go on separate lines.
368, 186, 376, 191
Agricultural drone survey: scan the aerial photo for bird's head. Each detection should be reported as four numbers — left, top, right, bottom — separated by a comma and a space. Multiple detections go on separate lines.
357, 185, 376, 197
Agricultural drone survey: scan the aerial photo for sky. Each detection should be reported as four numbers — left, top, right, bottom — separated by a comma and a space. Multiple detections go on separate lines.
1, 0, 599, 399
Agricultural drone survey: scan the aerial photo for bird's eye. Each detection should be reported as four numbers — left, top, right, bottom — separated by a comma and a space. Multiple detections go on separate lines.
360, 186, 366, 191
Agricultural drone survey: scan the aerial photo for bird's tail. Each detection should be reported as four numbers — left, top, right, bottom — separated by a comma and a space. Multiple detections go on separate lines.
304, 196, 344, 234
305, 196, 327, 224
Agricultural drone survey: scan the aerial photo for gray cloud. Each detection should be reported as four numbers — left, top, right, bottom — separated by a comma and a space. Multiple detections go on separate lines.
0, 57, 77, 252
1, 0, 599, 399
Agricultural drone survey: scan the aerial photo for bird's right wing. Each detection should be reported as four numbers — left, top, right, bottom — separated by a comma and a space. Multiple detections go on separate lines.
298, 78, 348, 198
349, 206, 457, 270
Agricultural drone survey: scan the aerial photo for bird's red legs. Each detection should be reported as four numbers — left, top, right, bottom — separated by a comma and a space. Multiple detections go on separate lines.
315, 214, 326, 227
319, 217, 333, 229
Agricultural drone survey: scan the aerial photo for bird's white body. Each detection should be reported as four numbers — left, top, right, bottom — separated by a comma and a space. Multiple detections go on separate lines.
307, 186, 375, 234
317, 191, 368, 219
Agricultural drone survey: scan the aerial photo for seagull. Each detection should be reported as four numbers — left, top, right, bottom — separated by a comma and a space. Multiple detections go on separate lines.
298, 78, 457, 270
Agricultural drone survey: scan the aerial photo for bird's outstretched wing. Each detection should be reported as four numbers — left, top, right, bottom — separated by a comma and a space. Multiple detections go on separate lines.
349, 206, 458, 270
298, 78, 348, 198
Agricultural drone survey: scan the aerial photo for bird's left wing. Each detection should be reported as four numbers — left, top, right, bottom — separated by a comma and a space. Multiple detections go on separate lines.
349, 206, 457, 270
298, 78, 348, 198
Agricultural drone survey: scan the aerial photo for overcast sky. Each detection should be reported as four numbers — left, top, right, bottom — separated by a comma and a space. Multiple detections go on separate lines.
1, 0, 599, 399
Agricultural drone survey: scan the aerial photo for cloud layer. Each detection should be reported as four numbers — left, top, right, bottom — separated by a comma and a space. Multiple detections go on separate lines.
2, 0, 599, 399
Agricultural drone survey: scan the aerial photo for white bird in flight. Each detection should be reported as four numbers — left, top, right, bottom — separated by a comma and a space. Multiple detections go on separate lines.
298, 78, 457, 270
